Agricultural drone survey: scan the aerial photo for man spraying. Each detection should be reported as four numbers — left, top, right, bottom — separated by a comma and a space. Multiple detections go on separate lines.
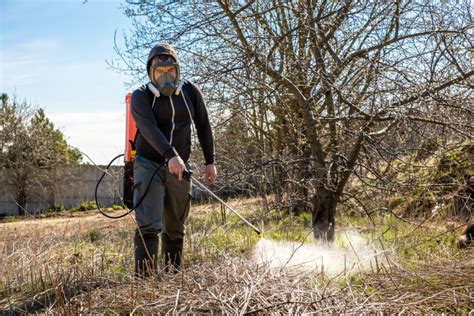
131, 43, 216, 276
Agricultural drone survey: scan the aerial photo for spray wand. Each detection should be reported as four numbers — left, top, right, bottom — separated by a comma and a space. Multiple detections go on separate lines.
183, 170, 261, 235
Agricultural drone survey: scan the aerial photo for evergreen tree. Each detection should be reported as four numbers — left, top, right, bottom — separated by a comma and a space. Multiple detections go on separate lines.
1, 93, 83, 215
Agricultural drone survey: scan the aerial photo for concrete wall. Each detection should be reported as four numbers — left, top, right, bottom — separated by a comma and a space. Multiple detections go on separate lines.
0, 165, 124, 216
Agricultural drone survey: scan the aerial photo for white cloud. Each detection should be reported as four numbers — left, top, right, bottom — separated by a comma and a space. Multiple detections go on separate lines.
19, 38, 60, 50
1, 58, 44, 68
8, 73, 38, 86
49, 111, 126, 165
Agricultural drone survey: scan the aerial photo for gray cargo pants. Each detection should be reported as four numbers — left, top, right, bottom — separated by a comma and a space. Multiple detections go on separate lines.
133, 155, 192, 240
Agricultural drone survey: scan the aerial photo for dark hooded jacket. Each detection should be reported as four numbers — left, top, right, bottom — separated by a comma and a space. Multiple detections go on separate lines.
131, 80, 215, 165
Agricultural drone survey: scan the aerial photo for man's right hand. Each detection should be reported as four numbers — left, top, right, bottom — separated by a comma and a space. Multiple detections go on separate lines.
168, 155, 186, 181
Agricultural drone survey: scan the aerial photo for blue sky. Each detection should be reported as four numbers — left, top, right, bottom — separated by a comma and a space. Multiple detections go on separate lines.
1, 0, 135, 164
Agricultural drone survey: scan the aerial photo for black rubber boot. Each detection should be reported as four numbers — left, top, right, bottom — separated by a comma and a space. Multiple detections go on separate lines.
161, 233, 183, 273
134, 232, 159, 277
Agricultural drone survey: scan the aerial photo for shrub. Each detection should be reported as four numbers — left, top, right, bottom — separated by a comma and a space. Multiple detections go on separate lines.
88, 228, 102, 243
112, 204, 123, 211
77, 201, 97, 212
46, 205, 66, 213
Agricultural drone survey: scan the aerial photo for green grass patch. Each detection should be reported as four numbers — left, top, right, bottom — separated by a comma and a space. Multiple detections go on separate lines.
2, 215, 22, 223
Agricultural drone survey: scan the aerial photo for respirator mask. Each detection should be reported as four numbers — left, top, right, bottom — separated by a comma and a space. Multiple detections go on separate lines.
149, 56, 180, 97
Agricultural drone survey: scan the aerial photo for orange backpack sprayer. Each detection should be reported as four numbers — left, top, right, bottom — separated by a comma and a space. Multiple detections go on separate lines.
123, 93, 136, 209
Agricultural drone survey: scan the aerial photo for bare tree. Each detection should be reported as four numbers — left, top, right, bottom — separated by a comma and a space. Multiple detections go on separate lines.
113, 0, 473, 240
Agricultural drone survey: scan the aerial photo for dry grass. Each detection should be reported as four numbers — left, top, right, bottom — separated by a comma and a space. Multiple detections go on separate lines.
0, 198, 473, 314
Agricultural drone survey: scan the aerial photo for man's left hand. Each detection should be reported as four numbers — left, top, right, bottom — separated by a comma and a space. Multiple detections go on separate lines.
203, 164, 217, 186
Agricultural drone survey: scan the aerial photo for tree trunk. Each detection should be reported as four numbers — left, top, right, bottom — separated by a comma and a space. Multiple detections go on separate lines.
17, 184, 27, 216
312, 188, 336, 242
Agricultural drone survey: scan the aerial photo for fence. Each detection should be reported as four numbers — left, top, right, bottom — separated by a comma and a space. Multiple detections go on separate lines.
0, 165, 123, 216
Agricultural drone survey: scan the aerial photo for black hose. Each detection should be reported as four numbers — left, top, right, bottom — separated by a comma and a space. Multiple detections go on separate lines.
94, 154, 165, 219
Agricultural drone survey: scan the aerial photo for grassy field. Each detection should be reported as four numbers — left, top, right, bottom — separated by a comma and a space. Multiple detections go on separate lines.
1, 197, 472, 314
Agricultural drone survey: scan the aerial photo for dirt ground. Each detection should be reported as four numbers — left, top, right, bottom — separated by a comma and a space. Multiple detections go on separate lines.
0, 212, 130, 242
0, 196, 261, 249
